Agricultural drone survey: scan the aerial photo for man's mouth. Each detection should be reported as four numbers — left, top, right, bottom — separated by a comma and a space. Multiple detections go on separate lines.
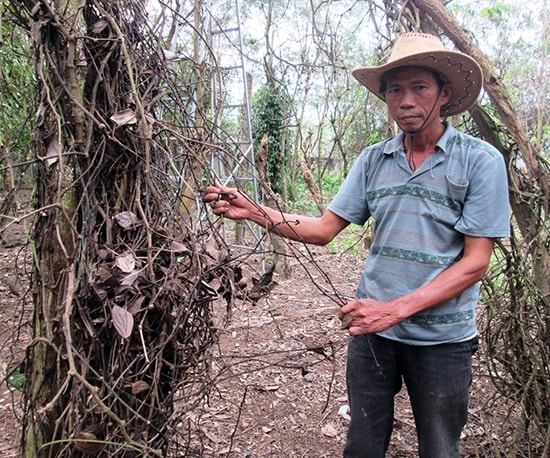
398, 114, 421, 122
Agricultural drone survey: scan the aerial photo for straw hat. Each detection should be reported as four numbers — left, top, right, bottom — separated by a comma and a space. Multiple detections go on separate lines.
352, 32, 483, 116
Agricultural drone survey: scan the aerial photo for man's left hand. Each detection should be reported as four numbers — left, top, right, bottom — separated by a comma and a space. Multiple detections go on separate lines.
338, 299, 402, 335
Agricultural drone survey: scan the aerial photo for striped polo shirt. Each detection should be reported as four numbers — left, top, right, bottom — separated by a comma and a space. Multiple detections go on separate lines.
328, 123, 510, 345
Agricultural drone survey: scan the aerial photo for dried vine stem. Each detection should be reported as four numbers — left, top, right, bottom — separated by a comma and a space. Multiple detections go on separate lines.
13, 0, 249, 456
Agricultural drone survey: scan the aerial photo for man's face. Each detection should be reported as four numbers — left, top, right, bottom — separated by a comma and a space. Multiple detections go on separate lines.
383, 67, 452, 134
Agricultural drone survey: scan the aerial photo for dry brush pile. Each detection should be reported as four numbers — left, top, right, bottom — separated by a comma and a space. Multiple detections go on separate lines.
3, 0, 251, 456
470, 108, 550, 455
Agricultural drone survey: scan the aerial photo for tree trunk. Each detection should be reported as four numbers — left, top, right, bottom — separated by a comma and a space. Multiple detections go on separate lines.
24, 1, 82, 454
255, 133, 292, 277
299, 130, 325, 214
20, 1, 231, 456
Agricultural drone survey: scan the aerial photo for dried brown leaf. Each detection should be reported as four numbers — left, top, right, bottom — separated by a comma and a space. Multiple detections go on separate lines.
45, 138, 61, 166
91, 19, 109, 34
127, 295, 146, 314
110, 108, 137, 126
73, 431, 105, 454
170, 240, 189, 253
112, 305, 134, 339
115, 253, 136, 273
204, 237, 225, 263
131, 380, 150, 395
161, 48, 180, 61
120, 270, 140, 286
114, 211, 140, 230
321, 423, 338, 438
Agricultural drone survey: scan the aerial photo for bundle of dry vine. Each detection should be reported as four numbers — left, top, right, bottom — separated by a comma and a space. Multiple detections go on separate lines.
18, 0, 240, 456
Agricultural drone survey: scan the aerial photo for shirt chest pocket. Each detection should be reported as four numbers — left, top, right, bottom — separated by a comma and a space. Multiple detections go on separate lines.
425, 174, 469, 228
444, 148, 470, 207
445, 174, 469, 206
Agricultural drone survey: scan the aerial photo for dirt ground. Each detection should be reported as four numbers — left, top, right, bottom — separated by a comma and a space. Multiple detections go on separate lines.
0, 222, 524, 457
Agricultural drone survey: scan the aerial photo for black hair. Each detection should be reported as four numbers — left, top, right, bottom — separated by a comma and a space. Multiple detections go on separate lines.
379, 67, 449, 96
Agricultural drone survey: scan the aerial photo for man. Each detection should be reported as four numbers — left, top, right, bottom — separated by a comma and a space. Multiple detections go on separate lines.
204, 32, 510, 457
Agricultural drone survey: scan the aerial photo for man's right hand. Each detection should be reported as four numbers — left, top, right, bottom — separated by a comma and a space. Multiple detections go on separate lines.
204, 183, 350, 245
202, 182, 253, 220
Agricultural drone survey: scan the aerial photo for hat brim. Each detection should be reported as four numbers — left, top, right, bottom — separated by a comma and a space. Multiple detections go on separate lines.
352, 50, 483, 116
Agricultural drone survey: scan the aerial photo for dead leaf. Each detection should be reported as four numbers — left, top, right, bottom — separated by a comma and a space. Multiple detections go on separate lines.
91, 19, 109, 34
44, 138, 61, 167
131, 380, 150, 395
120, 270, 140, 286
110, 108, 137, 126
112, 305, 133, 339
321, 423, 338, 438
161, 48, 181, 61
199, 427, 224, 444
115, 253, 136, 273
208, 277, 222, 292
204, 237, 225, 263
73, 431, 105, 454
127, 295, 146, 314
113, 211, 140, 230
97, 248, 110, 260
170, 241, 189, 253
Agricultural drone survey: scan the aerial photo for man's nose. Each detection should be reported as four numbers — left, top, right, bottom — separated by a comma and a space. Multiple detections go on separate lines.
399, 90, 416, 107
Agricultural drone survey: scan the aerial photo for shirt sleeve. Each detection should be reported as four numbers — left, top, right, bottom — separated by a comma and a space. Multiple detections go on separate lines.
327, 149, 372, 226
454, 144, 510, 238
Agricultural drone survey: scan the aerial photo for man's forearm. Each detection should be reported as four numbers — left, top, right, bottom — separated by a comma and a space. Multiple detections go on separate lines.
391, 258, 489, 321
391, 237, 494, 320
248, 205, 335, 245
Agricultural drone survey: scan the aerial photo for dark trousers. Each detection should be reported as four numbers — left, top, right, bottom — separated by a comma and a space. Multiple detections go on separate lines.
344, 334, 478, 458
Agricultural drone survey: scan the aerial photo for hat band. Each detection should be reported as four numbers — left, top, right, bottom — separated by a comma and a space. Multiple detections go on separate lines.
395, 54, 478, 113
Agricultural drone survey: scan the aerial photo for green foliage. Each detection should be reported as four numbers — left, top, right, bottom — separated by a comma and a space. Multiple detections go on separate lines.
537, 125, 550, 158
0, 20, 35, 166
480, 4, 512, 22
287, 175, 315, 213
289, 169, 344, 214
451, 0, 549, 159
367, 130, 386, 146
6, 368, 25, 391
319, 170, 343, 196
327, 222, 373, 256
327, 225, 361, 255
251, 83, 291, 195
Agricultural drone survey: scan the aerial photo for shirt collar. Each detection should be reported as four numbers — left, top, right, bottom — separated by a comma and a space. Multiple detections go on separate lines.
382, 122, 457, 156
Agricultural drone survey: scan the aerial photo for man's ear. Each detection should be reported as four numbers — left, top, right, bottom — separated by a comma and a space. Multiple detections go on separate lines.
441, 84, 453, 104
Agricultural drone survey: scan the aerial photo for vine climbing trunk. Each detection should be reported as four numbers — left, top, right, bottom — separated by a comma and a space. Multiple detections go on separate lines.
255, 134, 292, 277
24, 1, 82, 455
18, 1, 234, 456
